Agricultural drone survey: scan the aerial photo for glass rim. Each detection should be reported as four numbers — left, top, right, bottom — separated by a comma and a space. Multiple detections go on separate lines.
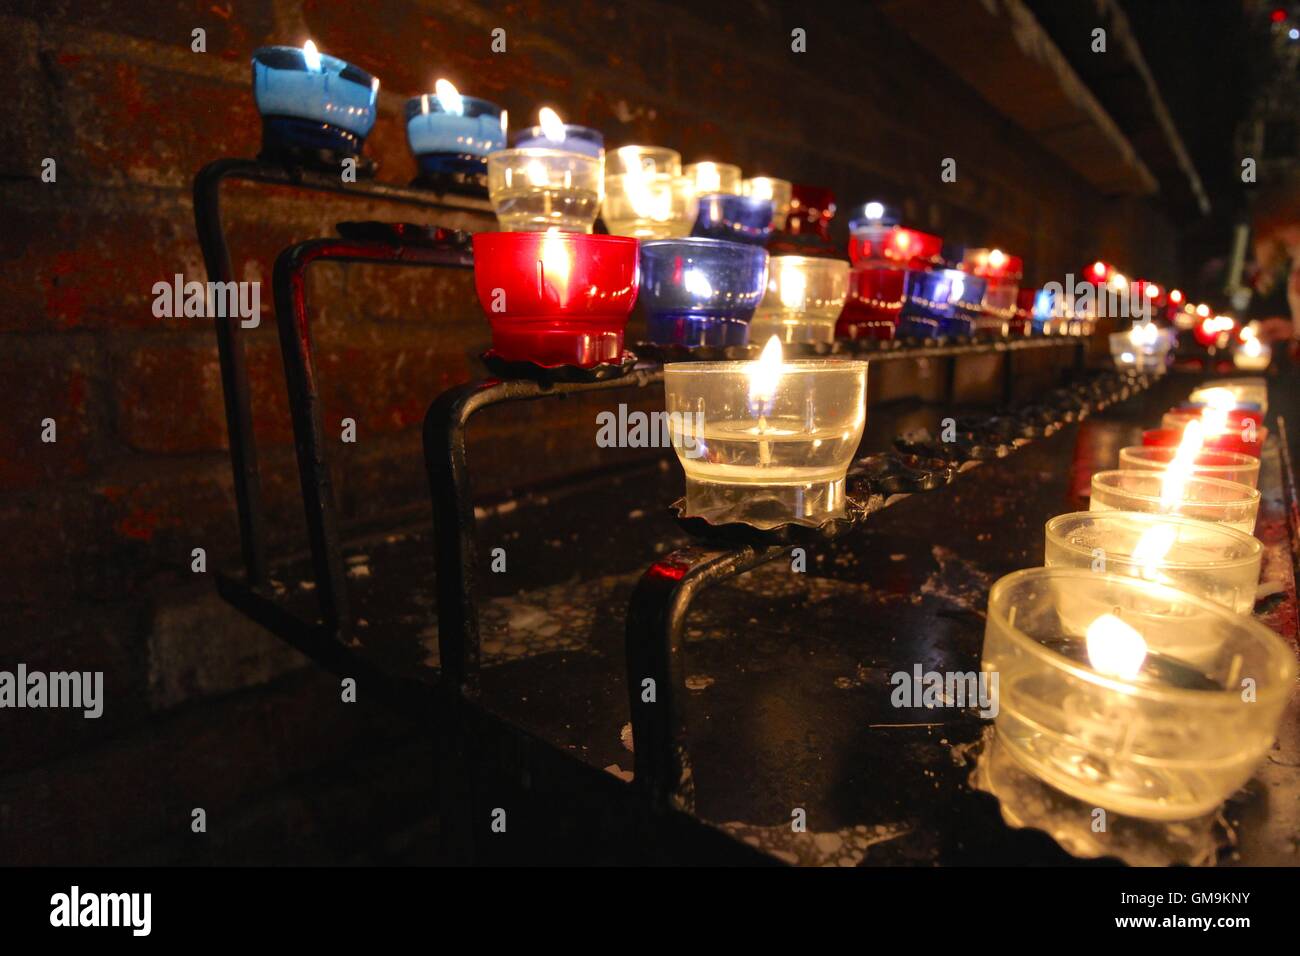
1044, 511, 1262, 570
1091, 469, 1260, 505
1118, 445, 1259, 470
639, 236, 768, 256
471, 231, 637, 249
684, 160, 742, 174
988, 567, 1294, 705
664, 358, 867, 375
768, 254, 851, 272
487, 147, 602, 164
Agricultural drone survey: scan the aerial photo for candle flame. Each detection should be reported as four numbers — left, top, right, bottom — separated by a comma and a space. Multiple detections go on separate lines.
747, 177, 775, 200
434, 78, 464, 115
1160, 419, 1205, 509
748, 335, 785, 407
1108, 271, 1128, 290
539, 229, 572, 302
1131, 523, 1177, 581
1128, 321, 1158, 347
1201, 388, 1236, 437
538, 107, 566, 142
988, 248, 1006, 270
1086, 613, 1148, 681
694, 162, 722, 194
302, 39, 322, 72
864, 201, 885, 221
777, 260, 807, 310
524, 159, 550, 188
499, 109, 508, 135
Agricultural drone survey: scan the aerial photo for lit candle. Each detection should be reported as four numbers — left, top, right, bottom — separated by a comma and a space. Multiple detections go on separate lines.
1233, 327, 1272, 370
749, 255, 850, 345
741, 176, 793, 227
603, 147, 697, 239
486, 148, 604, 233
404, 78, 505, 179
639, 238, 769, 347
663, 341, 867, 528
470, 231, 639, 367
683, 161, 743, 197
513, 107, 604, 158
251, 42, 379, 154
1045, 511, 1262, 613
982, 567, 1296, 820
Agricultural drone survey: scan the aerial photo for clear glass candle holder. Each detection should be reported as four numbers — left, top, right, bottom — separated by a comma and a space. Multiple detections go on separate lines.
1234, 340, 1272, 371
1089, 470, 1261, 535
1044, 512, 1262, 615
609, 145, 681, 177
602, 172, 697, 239
1190, 379, 1268, 415
1109, 330, 1173, 375
1118, 445, 1261, 489
742, 177, 793, 226
982, 567, 1296, 820
684, 161, 743, 197
749, 256, 850, 344
663, 359, 867, 529
486, 148, 604, 233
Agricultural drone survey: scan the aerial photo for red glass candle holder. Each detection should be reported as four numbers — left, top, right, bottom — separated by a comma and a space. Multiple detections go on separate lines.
786, 184, 836, 239
1169, 404, 1264, 429
848, 225, 943, 269
836, 265, 906, 340
472, 232, 640, 367
1142, 427, 1268, 459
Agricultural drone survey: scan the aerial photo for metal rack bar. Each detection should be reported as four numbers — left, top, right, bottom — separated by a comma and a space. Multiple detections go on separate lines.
271, 236, 473, 635
193, 157, 491, 588
422, 371, 664, 698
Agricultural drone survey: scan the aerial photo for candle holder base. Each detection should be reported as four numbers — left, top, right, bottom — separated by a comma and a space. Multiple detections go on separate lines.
644, 312, 753, 349
335, 221, 473, 253
669, 488, 875, 546
971, 729, 1226, 865
479, 349, 639, 384
259, 117, 374, 176
631, 340, 762, 364
410, 160, 490, 199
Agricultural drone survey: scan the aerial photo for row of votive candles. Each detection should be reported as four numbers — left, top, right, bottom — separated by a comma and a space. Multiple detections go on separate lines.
251, 43, 1101, 352
979, 376, 1294, 825
472, 229, 1102, 367
248, 45, 792, 234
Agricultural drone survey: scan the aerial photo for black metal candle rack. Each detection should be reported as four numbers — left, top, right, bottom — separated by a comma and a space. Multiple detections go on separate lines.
199, 152, 1295, 865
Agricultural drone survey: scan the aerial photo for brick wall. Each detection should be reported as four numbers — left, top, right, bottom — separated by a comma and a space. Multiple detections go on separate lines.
0, 0, 1176, 862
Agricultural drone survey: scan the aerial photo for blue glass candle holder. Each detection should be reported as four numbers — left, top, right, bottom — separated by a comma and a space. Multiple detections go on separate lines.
513, 124, 604, 159
897, 268, 987, 339
691, 194, 774, 246
405, 93, 504, 189
251, 45, 378, 157
846, 200, 901, 231
640, 238, 769, 347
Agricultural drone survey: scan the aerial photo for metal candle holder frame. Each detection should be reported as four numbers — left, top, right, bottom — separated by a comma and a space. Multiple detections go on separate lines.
195, 152, 1118, 860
